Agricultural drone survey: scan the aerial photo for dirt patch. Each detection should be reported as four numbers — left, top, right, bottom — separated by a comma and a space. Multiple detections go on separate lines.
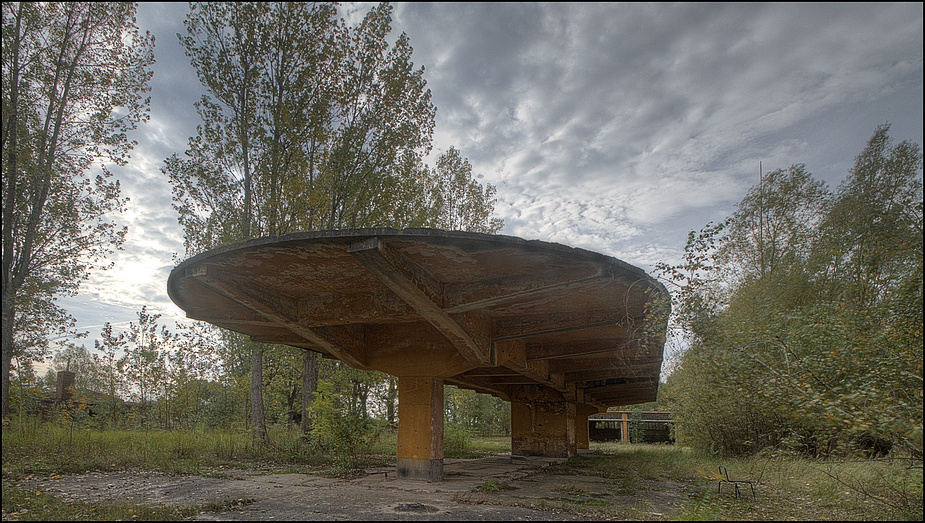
14, 453, 689, 520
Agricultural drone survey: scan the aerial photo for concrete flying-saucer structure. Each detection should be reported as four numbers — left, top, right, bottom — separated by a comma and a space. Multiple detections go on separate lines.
167, 228, 669, 481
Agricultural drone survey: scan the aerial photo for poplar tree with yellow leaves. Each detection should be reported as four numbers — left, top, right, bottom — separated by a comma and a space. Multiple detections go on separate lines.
165, 2, 501, 443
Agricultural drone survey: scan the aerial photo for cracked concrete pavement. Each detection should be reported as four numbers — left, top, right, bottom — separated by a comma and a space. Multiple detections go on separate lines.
14, 454, 685, 520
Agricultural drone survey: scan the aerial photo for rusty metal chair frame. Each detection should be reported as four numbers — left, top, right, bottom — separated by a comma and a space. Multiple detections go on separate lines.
717, 465, 756, 499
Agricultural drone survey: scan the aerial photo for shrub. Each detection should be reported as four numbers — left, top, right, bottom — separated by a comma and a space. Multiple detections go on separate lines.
444, 422, 474, 456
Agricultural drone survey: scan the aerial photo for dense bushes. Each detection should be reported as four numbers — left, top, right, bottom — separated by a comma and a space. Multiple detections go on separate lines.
660, 125, 923, 460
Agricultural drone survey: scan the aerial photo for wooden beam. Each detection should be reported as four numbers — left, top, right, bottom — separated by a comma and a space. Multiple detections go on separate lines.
458, 368, 522, 378
186, 310, 279, 328
589, 395, 657, 406
582, 378, 658, 392
590, 395, 656, 406
186, 264, 368, 369
249, 333, 312, 345
444, 375, 511, 401
586, 391, 657, 401
485, 376, 538, 385
348, 237, 490, 365
587, 387, 657, 399
586, 384, 658, 401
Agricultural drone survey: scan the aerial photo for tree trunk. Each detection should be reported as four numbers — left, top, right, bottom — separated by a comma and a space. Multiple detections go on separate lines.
332, 363, 342, 411
385, 376, 397, 430
1, 4, 25, 422
357, 380, 370, 420
286, 381, 297, 425
1, 293, 13, 420
300, 350, 318, 433
250, 343, 267, 443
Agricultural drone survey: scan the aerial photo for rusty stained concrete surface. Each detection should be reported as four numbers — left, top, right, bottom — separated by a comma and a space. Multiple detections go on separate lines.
167, 229, 670, 411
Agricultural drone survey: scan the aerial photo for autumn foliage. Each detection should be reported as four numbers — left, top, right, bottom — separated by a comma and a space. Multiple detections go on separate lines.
659, 124, 923, 461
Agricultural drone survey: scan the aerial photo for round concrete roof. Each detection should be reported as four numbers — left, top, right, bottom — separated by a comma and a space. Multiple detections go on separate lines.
167, 228, 669, 408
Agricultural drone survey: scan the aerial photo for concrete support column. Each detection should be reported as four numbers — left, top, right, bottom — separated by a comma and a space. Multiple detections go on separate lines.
510, 385, 577, 457
621, 412, 629, 442
576, 404, 599, 450
396, 376, 444, 481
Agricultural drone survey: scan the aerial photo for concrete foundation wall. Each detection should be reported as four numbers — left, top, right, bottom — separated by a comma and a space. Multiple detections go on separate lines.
510, 385, 577, 457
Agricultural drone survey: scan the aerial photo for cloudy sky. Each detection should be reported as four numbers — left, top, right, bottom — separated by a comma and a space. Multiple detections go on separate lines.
55, 2, 923, 362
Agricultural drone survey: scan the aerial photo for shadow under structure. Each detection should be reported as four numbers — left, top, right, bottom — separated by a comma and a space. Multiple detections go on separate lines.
167, 228, 670, 481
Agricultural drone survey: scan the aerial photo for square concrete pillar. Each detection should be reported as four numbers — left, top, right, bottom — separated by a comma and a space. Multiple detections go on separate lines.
396, 376, 444, 481
510, 385, 577, 457
576, 404, 599, 450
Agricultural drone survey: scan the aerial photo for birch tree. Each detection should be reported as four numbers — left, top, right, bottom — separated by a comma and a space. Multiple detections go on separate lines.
661, 125, 923, 459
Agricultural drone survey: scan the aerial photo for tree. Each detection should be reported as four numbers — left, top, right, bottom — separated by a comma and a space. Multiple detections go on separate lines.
1, 2, 154, 419
655, 221, 775, 455
168, 2, 505, 443
9, 352, 41, 419
50, 342, 104, 401
424, 147, 503, 233
170, 1, 349, 443
314, 3, 436, 229
122, 306, 172, 428
300, 350, 319, 433
167, 2, 447, 244
660, 125, 923, 459
721, 164, 829, 281
813, 124, 923, 316
170, 321, 222, 427
808, 124, 923, 458
94, 322, 127, 427
445, 385, 510, 436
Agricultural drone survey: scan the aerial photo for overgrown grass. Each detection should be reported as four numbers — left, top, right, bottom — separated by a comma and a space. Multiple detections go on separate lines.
522, 443, 920, 520
1, 418, 511, 478
0, 484, 257, 521
1, 485, 197, 521
1, 418, 510, 520
4, 418, 920, 521
1, 485, 258, 521
576, 442, 923, 521
1, 417, 344, 480
444, 424, 512, 458
466, 436, 511, 454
